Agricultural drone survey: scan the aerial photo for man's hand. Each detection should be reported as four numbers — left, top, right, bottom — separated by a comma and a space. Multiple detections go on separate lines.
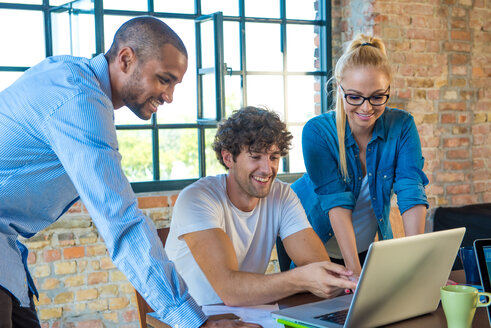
292, 261, 357, 299
201, 319, 262, 327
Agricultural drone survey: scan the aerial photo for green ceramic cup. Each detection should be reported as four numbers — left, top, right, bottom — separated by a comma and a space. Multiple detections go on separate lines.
440, 285, 491, 328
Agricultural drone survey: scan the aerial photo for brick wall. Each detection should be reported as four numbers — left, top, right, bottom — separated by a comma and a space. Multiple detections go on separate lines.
26, 0, 490, 326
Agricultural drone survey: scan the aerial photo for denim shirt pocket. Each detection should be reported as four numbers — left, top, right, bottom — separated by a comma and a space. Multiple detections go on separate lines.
378, 167, 395, 202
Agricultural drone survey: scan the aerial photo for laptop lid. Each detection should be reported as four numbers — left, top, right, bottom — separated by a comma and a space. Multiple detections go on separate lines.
474, 238, 491, 325
272, 228, 466, 328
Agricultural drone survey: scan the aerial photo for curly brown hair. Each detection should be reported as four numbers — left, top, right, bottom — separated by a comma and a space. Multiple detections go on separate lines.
212, 106, 293, 169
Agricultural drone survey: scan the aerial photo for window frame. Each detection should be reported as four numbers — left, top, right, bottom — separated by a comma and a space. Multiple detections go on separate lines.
0, 0, 332, 192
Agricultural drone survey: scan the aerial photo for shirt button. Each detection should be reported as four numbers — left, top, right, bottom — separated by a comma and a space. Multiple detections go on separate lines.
368, 173, 372, 176
372, 197, 376, 200
329, 232, 332, 236
368, 148, 371, 151
383, 175, 387, 178
358, 177, 361, 180
379, 219, 383, 222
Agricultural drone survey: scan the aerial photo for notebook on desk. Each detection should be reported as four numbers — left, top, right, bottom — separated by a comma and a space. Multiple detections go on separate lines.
272, 228, 466, 328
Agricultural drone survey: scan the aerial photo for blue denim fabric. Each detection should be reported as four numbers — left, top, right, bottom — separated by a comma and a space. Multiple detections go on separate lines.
292, 108, 429, 243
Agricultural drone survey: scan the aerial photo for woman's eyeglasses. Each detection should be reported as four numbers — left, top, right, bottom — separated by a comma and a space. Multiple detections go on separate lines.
340, 85, 390, 106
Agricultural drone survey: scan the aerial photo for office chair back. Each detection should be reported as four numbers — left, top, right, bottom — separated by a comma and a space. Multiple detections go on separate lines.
135, 227, 170, 328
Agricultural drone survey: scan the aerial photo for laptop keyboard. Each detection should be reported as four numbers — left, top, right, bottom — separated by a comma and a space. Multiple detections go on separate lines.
314, 309, 349, 325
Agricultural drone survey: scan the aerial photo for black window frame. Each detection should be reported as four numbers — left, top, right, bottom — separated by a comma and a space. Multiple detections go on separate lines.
0, 0, 332, 193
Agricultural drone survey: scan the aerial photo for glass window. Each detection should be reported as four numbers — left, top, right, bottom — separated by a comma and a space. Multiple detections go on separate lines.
156, 19, 197, 124
0, 9, 45, 67
286, 0, 318, 20
245, 0, 279, 18
287, 75, 318, 123
154, 0, 194, 14
0, 0, 329, 189
247, 75, 284, 114
117, 130, 153, 182
245, 22, 282, 72
0, 72, 23, 92
287, 24, 318, 72
159, 129, 199, 180
201, 0, 238, 16
103, 0, 147, 11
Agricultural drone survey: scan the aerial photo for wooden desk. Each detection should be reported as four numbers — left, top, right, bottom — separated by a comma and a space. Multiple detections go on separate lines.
147, 270, 490, 328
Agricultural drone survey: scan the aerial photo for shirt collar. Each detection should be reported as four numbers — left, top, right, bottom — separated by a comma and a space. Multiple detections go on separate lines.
344, 109, 387, 147
89, 54, 112, 101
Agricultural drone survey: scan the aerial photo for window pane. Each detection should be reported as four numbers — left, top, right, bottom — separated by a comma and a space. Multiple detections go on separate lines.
245, 0, 279, 18
50, 0, 73, 6
246, 75, 284, 115
286, 0, 318, 20
205, 128, 227, 176
159, 129, 199, 180
225, 75, 242, 117
287, 24, 317, 72
114, 107, 147, 125
0, 9, 45, 67
201, 0, 238, 16
0, 72, 23, 92
246, 23, 282, 71
288, 125, 306, 173
52, 3, 96, 58
104, 15, 133, 52
287, 75, 318, 123
117, 129, 153, 182
202, 73, 217, 119
1, 0, 40, 4
156, 19, 197, 124
154, 0, 194, 14
200, 19, 215, 69
224, 21, 240, 72
103, 0, 147, 11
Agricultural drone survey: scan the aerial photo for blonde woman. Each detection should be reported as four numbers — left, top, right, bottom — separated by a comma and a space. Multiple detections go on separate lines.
291, 34, 429, 277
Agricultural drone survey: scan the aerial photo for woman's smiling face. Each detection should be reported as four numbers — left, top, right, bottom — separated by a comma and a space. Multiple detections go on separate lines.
340, 66, 390, 134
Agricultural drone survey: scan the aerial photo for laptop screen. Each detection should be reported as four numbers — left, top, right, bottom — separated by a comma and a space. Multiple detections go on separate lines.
483, 246, 491, 283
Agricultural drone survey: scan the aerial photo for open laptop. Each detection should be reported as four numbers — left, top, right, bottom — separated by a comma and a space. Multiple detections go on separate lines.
272, 228, 466, 328
474, 238, 491, 325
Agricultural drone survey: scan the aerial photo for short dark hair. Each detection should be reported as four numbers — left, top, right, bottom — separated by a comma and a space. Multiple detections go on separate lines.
212, 106, 293, 169
105, 16, 187, 63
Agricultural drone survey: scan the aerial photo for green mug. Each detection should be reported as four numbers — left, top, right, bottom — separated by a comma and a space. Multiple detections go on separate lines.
440, 285, 491, 328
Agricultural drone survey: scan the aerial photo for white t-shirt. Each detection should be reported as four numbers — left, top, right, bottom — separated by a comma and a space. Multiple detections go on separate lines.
325, 175, 378, 259
165, 174, 311, 305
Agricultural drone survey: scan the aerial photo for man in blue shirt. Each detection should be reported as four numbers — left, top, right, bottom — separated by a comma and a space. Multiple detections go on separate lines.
0, 16, 259, 328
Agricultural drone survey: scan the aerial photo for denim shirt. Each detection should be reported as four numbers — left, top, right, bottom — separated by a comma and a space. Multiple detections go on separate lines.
291, 108, 429, 243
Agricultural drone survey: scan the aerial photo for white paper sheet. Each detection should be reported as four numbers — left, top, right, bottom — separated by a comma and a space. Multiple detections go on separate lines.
202, 303, 282, 328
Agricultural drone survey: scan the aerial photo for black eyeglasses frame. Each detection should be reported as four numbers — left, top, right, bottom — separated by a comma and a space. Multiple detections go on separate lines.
339, 85, 390, 106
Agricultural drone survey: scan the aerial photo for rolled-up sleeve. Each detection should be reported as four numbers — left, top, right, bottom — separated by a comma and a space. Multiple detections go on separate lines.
43, 92, 207, 327
393, 115, 429, 214
302, 117, 356, 213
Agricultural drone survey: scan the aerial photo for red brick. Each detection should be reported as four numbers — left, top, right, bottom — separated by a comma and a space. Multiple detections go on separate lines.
451, 30, 471, 41
472, 124, 490, 134
74, 320, 103, 328
452, 65, 467, 75
27, 252, 37, 265
451, 195, 479, 205
43, 249, 61, 262
444, 42, 472, 52
67, 202, 82, 213
443, 161, 472, 170
441, 114, 456, 123
58, 233, 75, 247
450, 54, 469, 65
439, 102, 466, 111
446, 184, 471, 194
63, 247, 85, 260
443, 137, 470, 147
122, 309, 138, 322
435, 172, 465, 182
447, 149, 470, 159
170, 194, 179, 206
88, 272, 108, 285
137, 196, 168, 209
473, 158, 485, 170
475, 182, 486, 193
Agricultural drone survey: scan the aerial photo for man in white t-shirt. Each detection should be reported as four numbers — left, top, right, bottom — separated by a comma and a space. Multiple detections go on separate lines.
165, 107, 357, 306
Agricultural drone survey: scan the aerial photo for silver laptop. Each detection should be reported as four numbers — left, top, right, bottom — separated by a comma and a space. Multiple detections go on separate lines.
272, 228, 466, 328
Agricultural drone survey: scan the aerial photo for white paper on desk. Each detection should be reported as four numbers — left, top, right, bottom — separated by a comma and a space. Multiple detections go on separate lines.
202, 303, 282, 328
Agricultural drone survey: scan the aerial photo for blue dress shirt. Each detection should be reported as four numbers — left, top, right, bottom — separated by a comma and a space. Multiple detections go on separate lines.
292, 108, 429, 243
0, 54, 207, 327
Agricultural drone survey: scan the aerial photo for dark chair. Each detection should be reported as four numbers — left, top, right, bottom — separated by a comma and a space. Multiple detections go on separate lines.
433, 203, 491, 269
134, 227, 170, 328
276, 237, 292, 271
